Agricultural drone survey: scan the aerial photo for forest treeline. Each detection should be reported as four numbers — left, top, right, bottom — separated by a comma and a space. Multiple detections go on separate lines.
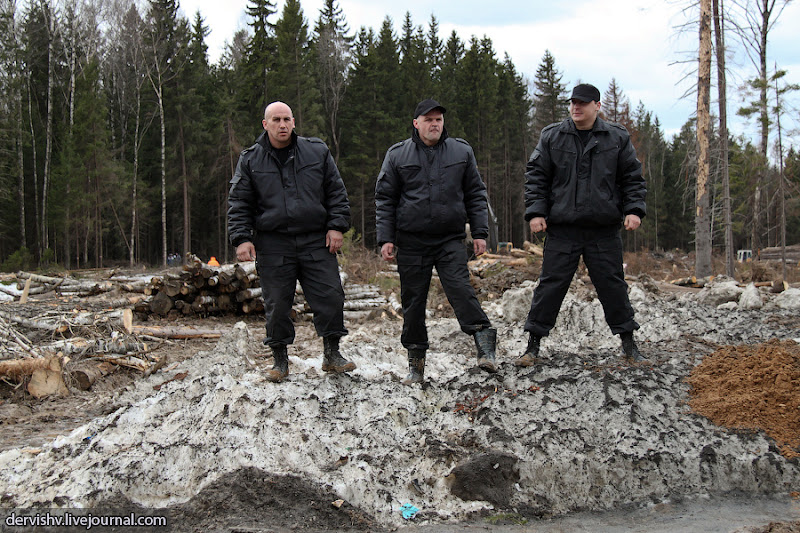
0, 0, 797, 270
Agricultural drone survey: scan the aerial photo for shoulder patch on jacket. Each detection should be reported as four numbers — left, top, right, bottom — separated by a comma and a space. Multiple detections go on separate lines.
541, 122, 559, 134
609, 122, 629, 133
240, 143, 258, 156
302, 136, 326, 144
387, 140, 407, 152
454, 137, 471, 146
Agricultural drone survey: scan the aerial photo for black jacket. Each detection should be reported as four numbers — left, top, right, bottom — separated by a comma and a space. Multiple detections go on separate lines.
227, 131, 350, 249
524, 117, 646, 227
375, 129, 489, 245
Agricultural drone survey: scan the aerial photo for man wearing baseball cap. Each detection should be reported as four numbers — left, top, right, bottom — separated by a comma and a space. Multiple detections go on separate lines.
375, 98, 497, 384
519, 83, 648, 365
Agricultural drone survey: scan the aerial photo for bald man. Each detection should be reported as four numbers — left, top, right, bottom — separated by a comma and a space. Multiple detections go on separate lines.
228, 101, 355, 382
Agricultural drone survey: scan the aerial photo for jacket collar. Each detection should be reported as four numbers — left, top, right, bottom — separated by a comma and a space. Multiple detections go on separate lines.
257, 130, 298, 151
411, 126, 450, 148
560, 116, 610, 134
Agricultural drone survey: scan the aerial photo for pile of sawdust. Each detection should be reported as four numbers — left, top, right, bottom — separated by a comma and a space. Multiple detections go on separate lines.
687, 339, 800, 459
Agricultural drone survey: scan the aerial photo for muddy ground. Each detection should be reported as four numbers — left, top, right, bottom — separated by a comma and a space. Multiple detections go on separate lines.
0, 254, 799, 532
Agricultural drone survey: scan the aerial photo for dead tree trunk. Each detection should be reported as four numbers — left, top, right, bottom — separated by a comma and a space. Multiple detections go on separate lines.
696, 0, 714, 278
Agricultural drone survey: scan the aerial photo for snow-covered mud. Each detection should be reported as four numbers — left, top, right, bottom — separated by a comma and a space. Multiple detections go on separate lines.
1, 277, 798, 530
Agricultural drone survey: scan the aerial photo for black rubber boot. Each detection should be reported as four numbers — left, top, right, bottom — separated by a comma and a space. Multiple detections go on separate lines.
322, 336, 356, 373
514, 334, 541, 367
473, 327, 498, 373
266, 345, 289, 382
621, 332, 646, 362
402, 348, 426, 385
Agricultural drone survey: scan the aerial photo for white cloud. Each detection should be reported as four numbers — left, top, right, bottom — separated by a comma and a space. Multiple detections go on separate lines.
179, 0, 800, 144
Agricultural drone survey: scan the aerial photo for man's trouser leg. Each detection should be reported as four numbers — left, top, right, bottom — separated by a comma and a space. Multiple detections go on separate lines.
583, 234, 638, 335
256, 253, 299, 346
524, 236, 582, 337
396, 249, 435, 349
297, 249, 348, 339
434, 239, 491, 334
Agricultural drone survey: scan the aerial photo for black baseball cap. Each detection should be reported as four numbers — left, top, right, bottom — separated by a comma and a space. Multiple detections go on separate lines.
414, 98, 446, 118
568, 83, 601, 103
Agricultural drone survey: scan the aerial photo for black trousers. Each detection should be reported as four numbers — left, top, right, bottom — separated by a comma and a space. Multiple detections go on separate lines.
255, 232, 347, 347
396, 238, 490, 349
525, 227, 638, 337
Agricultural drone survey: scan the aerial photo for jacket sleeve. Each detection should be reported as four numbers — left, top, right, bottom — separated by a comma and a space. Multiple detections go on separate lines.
227, 151, 256, 248
524, 134, 552, 221
462, 146, 489, 240
617, 134, 647, 219
374, 150, 400, 245
322, 149, 351, 232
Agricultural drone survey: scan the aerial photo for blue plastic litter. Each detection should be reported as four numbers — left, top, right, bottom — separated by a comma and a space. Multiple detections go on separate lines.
399, 503, 419, 520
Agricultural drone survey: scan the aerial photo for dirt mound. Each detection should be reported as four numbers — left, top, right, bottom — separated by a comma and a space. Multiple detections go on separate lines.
687, 339, 800, 459
94, 467, 381, 533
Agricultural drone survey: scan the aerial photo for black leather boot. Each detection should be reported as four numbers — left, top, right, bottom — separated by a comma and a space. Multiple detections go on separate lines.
473, 327, 498, 373
621, 332, 646, 362
266, 344, 289, 382
322, 336, 356, 373
402, 348, 426, 385
514, 334, 541, 367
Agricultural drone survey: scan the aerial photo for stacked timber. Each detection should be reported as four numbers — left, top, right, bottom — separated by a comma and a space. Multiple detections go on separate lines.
134, 254, 391, 320
759, 244, 800, 264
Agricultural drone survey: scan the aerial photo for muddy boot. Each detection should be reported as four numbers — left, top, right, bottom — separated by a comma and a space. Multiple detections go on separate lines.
322, 336, 356, 373
621, 331, 646, 363
265, 344, 289, 382
473, 327, 498, 373
514, 334, 541, 367
402, 348, 426, 385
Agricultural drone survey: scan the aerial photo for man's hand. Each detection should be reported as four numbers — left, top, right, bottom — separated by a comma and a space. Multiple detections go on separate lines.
473, 238, 487, 257
624, 214, 641, 231
236, 242, 256, 262
326, 230, 344, 253
381, 242, 396, 262
530, 217, 547, 234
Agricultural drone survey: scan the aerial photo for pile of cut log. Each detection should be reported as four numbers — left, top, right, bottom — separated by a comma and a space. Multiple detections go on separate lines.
133, 254, 392, 321
468, 241, 542, 277
759, 244, 800, 264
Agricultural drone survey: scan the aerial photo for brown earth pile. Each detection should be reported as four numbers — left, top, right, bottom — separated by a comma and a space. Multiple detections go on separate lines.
687, 339, 800, 459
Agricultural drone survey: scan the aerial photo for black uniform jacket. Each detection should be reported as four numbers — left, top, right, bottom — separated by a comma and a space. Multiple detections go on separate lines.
228, 131, 350, 249
524, 117, 646, 226
375, 129, 489, 246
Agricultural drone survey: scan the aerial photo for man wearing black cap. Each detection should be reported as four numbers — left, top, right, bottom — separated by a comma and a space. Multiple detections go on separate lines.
518, 83, 647, 365
375, 98, 497, 384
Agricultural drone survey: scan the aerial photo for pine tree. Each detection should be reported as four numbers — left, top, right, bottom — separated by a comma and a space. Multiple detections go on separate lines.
272, 0, 321, 135
531, 50, 567, 143
242, 0, 277, 113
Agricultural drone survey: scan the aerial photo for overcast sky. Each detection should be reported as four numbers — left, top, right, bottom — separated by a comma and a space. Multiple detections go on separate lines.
178, 0, 800, 143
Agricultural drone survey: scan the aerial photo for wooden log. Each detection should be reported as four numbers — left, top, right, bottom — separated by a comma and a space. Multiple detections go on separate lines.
120, 281, 148, 293
47, 336, 149, 357
15, 271, 69, 285
71, 362, 115, 390
19, 278, 32, 304
235, 261, 257, 280
0, 357, 53, 379
241, 300, 264, 314
343, 298, 387, 310
28, 357, 69, 398
149, 291, 174, 316
130, 325, 223, 339
236, 287, 262, 302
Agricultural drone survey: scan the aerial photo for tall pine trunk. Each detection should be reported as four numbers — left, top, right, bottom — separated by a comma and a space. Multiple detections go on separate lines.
713, 0, 734, 276
695, 0, 713, 278
41, 2, 55, 257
